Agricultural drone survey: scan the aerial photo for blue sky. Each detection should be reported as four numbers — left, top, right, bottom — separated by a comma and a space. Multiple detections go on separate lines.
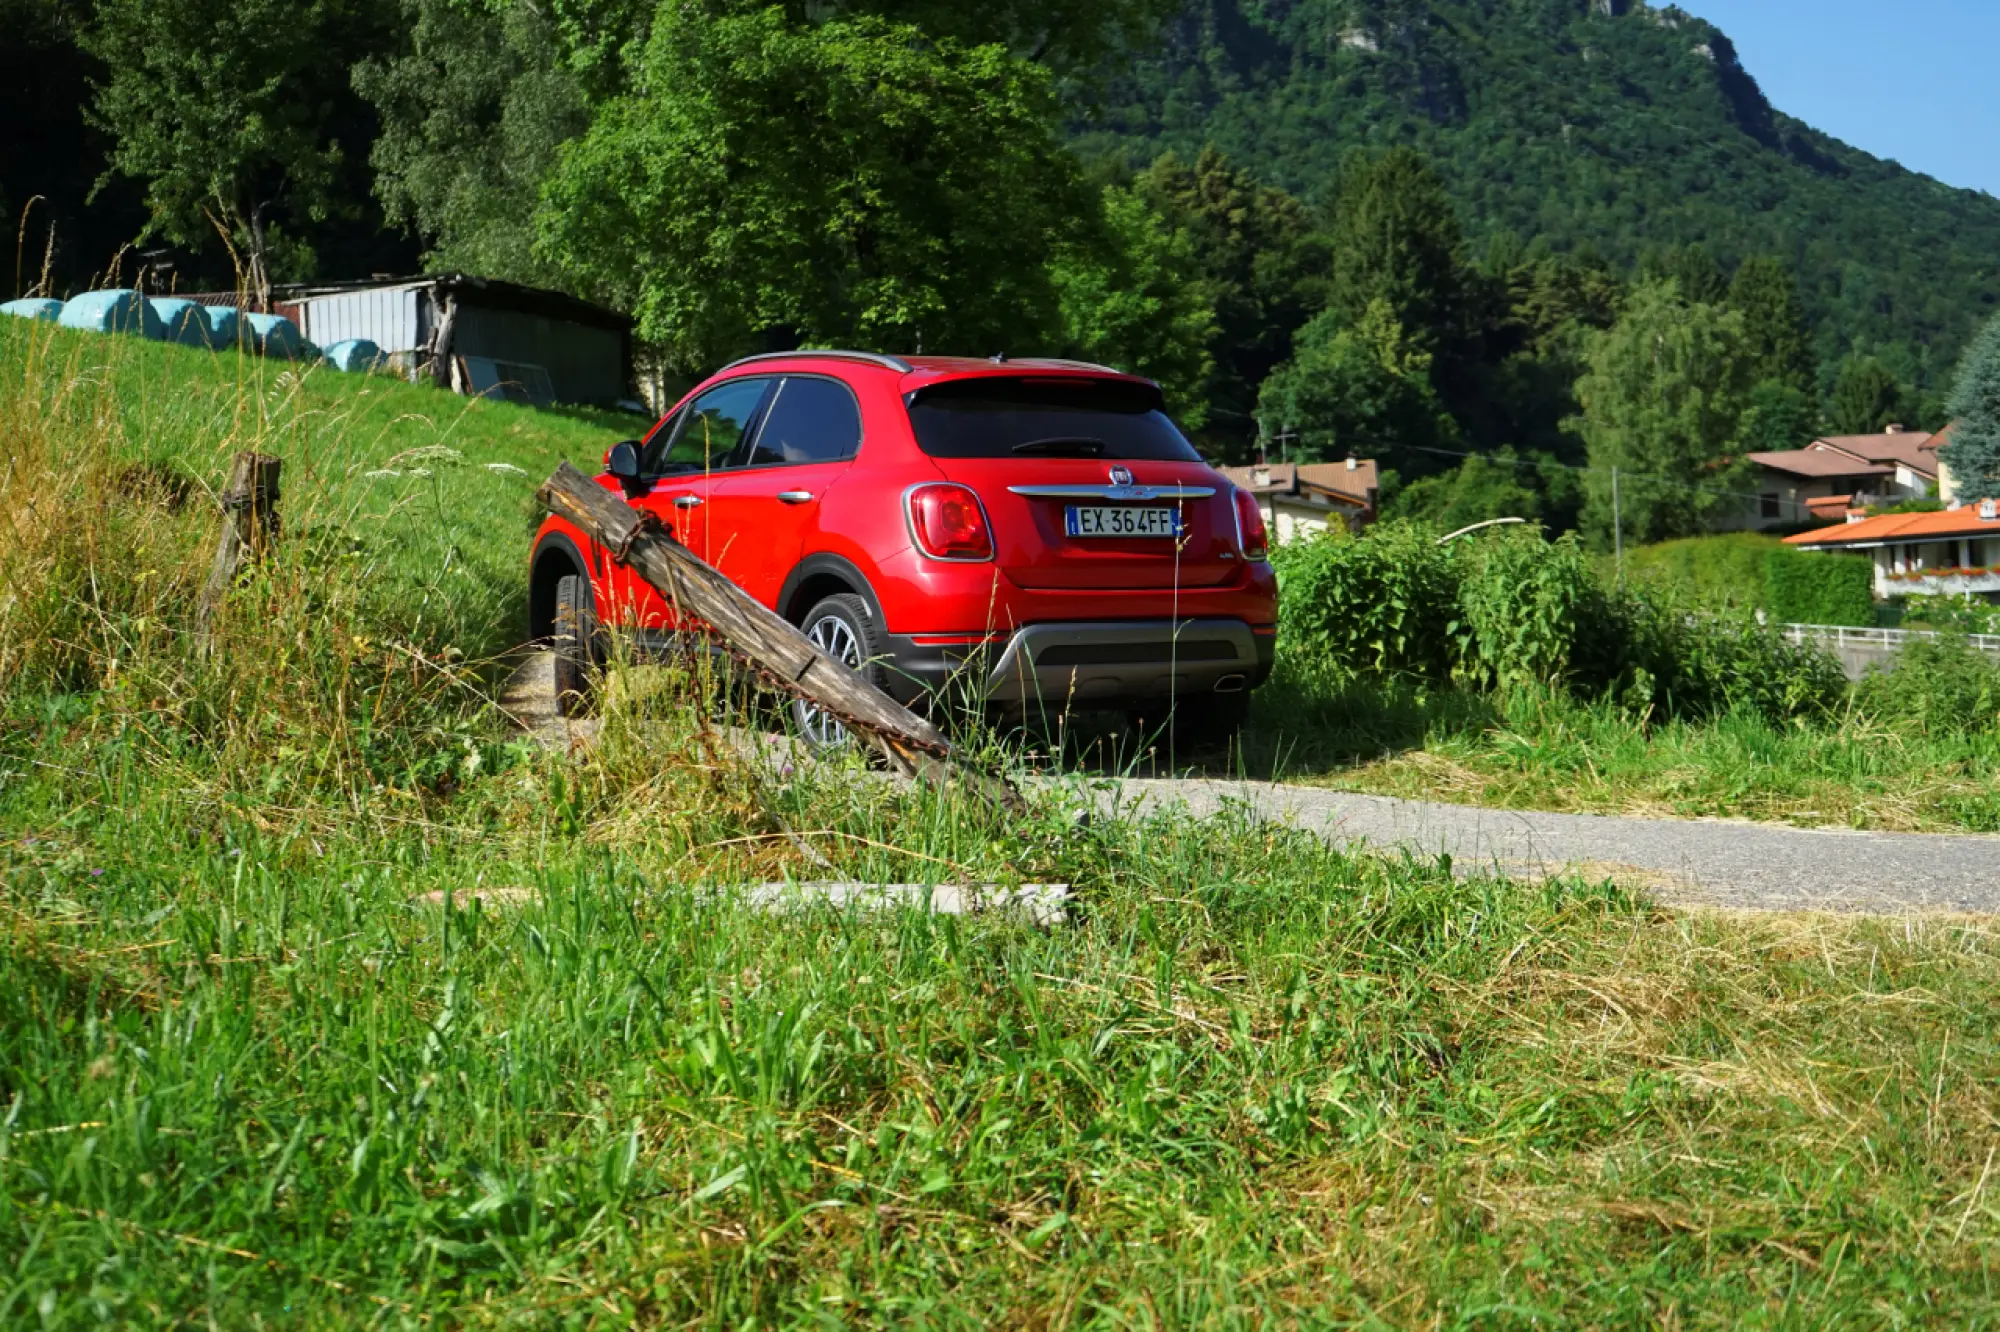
1682, 0, 2000, 197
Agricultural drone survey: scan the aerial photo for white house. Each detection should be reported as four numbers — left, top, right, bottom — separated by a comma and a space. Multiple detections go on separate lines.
1216, 459, 1379, 543
1786, 498, 2000, 600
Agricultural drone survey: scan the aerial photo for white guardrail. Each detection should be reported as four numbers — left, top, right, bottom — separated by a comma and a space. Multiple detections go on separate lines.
1780, 623, 2000, 655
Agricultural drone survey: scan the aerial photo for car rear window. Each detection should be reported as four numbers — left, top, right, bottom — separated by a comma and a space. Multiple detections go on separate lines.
905, 376, 1201, 461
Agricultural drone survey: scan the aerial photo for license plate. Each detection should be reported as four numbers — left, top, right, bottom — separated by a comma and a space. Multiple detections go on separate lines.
1064, 505, 1181, 538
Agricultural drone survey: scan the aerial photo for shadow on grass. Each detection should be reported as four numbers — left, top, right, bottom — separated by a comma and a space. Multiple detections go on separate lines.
997, 668, 1502, 784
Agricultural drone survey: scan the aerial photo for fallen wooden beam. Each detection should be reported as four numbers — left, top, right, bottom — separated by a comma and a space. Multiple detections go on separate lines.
738, 881, 1069, 926
536, 461, 1026, 815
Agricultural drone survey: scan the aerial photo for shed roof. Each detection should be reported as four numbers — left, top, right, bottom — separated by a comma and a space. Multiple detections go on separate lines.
275, 273, 633, 333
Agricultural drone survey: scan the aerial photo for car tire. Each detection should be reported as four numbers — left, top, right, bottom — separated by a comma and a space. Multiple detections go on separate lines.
551, 572, 600, 717
1128, 691, 1251, 754
793, 592, 889, 749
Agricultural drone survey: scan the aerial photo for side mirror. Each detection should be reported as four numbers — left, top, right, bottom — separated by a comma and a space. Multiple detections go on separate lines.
606, 440, 645, 496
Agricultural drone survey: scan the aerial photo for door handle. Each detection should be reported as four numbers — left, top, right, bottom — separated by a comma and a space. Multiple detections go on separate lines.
777, 490, 814, 504
673, 494, 704, 509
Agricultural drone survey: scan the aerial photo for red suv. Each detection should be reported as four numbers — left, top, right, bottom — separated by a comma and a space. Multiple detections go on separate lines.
529, 351, 1278, 742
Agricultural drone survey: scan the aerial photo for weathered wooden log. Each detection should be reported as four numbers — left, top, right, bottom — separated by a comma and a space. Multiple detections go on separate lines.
195, 451, 281, 649
536, 461, 1026, 815
427, 291, 459, 390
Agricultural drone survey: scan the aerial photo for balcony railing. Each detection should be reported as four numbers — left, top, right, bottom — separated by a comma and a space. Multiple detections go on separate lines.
1782, 623, 2000, 656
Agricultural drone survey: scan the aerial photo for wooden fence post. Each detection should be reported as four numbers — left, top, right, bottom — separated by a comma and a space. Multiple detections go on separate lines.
536, 461, 1026, 816
196, 451, 281, 649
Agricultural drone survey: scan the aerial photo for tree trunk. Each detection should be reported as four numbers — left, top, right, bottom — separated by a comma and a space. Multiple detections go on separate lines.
196, 452, 282, 652
246, 201, 272, 314
429, 289, 459, 390
535, 461, 1025, 815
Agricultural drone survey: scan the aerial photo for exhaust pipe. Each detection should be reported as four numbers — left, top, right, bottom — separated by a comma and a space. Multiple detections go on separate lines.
1213, 674, 1246, 693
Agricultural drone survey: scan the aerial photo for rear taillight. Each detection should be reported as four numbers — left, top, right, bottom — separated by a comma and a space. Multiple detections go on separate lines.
1233, 486, 1269, 561
906, 483, 994, 561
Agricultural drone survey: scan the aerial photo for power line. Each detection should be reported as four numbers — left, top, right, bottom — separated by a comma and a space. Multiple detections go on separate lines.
1280, 425, 1804, 508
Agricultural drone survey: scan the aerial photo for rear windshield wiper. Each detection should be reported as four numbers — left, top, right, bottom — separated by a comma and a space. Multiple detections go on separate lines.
1011, 437, 1107, 457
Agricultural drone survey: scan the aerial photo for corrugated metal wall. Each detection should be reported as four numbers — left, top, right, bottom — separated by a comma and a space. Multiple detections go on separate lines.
454, 305, 625, 405
296, 287, 424, 352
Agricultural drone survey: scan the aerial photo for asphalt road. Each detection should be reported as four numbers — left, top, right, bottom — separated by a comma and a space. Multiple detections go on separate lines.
1110, 777, 2000, 914
502, 653, 2000, 914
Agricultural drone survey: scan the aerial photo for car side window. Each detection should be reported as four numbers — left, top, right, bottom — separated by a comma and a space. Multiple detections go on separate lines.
658, 378, 773, 474
742, 376, 863, 467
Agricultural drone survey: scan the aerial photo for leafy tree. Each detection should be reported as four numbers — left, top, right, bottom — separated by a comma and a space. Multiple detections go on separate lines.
1575, 281, 1755, 547
1256, 298, 1453, 469
538, 8, 1089, 371
1084, 0, 2000, 383
1324, 147, 1469, 353
1728, 256, 1815, 393
81, 0, 393, 306
1826, 358, 1907, 435
1465, 242, 1624, 461
355, 0, 588, 288
1051, 185, 1216, 421
1136, 148, 1323, 454
1387, 452, 1548, 532
1943, 312, 2000, 500
0, 0, 153, 295
1737, 379, 1818, 453
1662, 244, 1729, 306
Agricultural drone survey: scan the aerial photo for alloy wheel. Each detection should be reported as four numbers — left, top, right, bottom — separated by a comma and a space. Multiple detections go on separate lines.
798, 612, 863, 747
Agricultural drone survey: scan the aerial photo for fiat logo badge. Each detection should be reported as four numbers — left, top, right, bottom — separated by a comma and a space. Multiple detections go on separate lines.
1109, 465, 1134, 486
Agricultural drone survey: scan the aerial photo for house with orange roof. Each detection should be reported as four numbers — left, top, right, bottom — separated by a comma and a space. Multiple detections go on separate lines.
1726, 427, 1944, 531
1216, 459, 1379, 542
1785, 498, 2000, 600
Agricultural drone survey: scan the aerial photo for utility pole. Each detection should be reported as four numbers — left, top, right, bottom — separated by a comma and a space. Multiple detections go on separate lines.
1270, 425, 1299, 464
1612, 465, 1623, 580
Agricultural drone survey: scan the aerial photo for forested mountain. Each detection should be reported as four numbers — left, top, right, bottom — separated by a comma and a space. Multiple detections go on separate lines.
1075, 0, 2000, 390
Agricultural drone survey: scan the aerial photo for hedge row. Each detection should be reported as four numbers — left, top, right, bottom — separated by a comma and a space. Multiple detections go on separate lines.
1617, 532, 1874, 626
1273, 523, 1848, 723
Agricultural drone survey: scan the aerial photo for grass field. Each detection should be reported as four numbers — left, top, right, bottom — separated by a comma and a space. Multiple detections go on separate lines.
1241, 674, 2000, 834
7, 323, 2000, 1324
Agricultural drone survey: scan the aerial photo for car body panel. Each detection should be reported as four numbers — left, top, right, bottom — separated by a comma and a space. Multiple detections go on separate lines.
528, 352, 1278, 711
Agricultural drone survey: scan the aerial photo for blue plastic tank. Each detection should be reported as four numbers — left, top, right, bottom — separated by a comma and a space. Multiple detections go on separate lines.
57, 289, 165, 339
199, 305, 243, 347
245, 312, 309, 359
323, 339, 385, 373
149, 297, 213, 347
0, 298, 63, 322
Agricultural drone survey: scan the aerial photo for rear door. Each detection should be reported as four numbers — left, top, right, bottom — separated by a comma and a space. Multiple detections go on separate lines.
906, 375, 1240, 590
703, 375, 864, 609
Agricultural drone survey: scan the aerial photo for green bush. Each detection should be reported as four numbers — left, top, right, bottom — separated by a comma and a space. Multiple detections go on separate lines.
1455, 527, 1596, 689
1904, 593, 2000, 636
1855, 634, 2000, 735
1600, 587, 1848, 723
1272, 522, 1460, 682
1275, 523, 1847, 723
1619, 533, 1783, 609
1764, 547, 1874, 626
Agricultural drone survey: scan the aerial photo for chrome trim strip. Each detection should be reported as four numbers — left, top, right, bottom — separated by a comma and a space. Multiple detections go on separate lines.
719, 349, 914, 374
1006, 484, 1217, 501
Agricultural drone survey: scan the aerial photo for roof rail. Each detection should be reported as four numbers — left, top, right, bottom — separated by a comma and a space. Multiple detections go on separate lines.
1013, 357, 1127, 375
719, 349, 914, 374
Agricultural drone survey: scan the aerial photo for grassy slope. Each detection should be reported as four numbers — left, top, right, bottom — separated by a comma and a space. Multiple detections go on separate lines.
6, 326, 2000, 1323
1243, 669, 2000, 834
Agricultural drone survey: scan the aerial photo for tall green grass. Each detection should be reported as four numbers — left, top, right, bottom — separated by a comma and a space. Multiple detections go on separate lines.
7, 324, 2000, 1322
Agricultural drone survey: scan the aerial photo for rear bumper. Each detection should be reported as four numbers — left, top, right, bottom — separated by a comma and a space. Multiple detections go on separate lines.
881, 618, 1275, 712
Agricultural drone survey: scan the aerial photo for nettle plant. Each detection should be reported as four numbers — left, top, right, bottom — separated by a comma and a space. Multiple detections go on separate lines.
1272, 522, 1846, 724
